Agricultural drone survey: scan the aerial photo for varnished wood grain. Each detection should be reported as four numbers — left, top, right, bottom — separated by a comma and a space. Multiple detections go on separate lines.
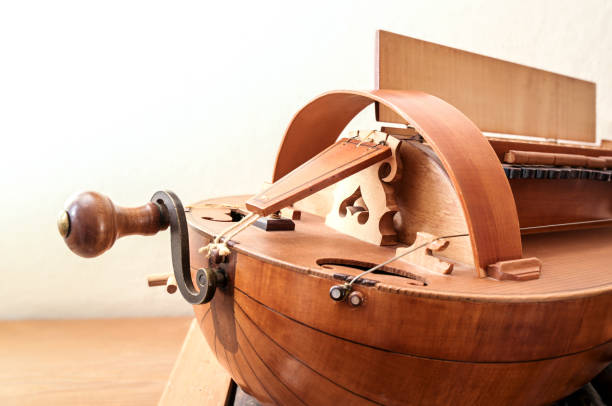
376, 30, 596, 142
0, 318, 191, 406
272, 89, 522, 276
247, 138, 391, 216
393, 141, 473, 265
62, 191, 168, 258
324, 133, 401, 246
510, 179, 612, 228
504, 150, 609, 168
189, 198, 612, 298
186, 219, 612, 361
233, 288, 612, 406
185, 221, 612, 405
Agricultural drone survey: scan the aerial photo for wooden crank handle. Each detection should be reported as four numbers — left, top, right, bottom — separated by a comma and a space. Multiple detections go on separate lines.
58, 191, 169, 258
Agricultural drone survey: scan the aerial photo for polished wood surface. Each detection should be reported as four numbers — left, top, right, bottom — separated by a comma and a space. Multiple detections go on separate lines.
0, 318, 191, 406
510, 178, 612, 229
504, 150, 609, 167
186, 207, 612, 405
53, 26, 612, 406
188, 203, 612, 359
273, 89, 522, 276
324, 132, 401, 246
62, 191, 168, 258
486, 140, 612, 232
376, 30, 596, 142
393, 141, 473, 265
247, 138, 390, 216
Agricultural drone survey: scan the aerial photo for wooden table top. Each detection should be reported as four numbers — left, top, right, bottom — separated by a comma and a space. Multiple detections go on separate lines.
0, 317, 192, 406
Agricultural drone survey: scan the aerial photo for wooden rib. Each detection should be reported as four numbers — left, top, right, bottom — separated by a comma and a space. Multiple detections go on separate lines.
230, 252, 612, 363
234, 347, 276, 405
376, 30, 596, 142
186, 223, 612, 405
197, 303, 274, 405
234, 288, 612, 406
272, 90, 522, 276
247, 139, 391, 216
234, 319, 308, 406
234, 303, 380, 405
220, 347, 242, 394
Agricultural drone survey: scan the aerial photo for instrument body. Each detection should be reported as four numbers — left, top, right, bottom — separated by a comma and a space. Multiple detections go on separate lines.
184, 89, 611, 405
57, 32, 612, 405
187, 199, 612, 406
59, 89, 612, 405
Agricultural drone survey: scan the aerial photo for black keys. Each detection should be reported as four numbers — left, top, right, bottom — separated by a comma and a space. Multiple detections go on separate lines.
503, 165, 522, 179
502, 164, 611, 182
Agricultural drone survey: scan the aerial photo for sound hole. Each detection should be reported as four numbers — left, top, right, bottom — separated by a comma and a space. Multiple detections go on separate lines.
316, 258, 426, 285
202, 210, 245, 223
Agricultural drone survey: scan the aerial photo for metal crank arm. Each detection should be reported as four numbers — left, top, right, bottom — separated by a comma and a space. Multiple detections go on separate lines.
150, 191, 225, 305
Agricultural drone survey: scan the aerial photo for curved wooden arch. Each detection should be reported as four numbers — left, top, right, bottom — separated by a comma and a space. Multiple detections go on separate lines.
272, 89, 522, 275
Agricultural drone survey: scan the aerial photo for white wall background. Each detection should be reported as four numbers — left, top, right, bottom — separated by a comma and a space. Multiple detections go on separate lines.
1, 0, 610, 319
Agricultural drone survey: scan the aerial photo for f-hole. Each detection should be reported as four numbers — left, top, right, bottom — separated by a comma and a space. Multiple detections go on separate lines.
316, 258, 427, 285
338, 186, 369, 224
202, 209, 246, 223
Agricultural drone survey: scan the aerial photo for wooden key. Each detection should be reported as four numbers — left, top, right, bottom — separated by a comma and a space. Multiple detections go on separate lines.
246, 138, 391, 216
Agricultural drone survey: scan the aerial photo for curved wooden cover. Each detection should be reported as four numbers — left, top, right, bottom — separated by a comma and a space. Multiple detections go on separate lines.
272, 90, 522, 275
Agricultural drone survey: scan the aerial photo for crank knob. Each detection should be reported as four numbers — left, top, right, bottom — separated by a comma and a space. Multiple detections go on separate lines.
59, 191, 169, 258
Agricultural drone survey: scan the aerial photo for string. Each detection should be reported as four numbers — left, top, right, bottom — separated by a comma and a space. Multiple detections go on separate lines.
199, 212, 260, 258
213, 212, 257, 244
347, 217, 612, 287
347, 233, 468, 287
223, 214, 261, 243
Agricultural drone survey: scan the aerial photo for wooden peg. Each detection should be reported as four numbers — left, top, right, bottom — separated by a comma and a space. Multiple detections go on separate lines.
147, 273, 179, 294
166, 274, 177, 294
148, 273, 171, 287
396, 232, 453, 274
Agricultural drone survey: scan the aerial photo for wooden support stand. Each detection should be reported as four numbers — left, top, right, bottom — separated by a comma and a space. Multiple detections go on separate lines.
159, 320, 232, 405
159, 319, 261, 406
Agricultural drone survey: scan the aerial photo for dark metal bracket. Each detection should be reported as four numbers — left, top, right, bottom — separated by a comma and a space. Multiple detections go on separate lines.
150, 190, 221, 305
